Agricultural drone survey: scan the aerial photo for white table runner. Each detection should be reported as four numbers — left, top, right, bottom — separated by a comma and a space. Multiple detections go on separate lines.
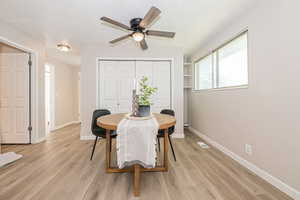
116, 117, 159, 169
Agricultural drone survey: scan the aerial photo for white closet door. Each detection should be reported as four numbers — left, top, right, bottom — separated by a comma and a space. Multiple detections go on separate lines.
135, 61, 153, 85
0, 53, 29, 144
99, 60, 135, 113
135, 61, 154, 112
117, 61, 135, 113
152, 61, 171, 113
136, 61, 171, 113
99, 60, 171, 114
99, 61, 119, 113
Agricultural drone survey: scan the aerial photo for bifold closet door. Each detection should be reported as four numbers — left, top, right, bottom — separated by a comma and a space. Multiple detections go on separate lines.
0, 53, 29, 144
136, 61, 171, 113
99, 60, 135, 113
117, 61, 135, 112
152, 61, 171, 112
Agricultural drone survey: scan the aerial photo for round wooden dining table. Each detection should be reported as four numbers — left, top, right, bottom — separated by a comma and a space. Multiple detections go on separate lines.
97, 113, 176, 197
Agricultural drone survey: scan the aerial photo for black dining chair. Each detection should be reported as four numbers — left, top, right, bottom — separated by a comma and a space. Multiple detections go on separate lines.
157, 109, 177, 161
90, 109, 116, 161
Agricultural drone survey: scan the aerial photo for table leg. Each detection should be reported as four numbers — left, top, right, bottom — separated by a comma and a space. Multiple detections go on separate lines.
106, 129, 111, 171
133, 164, 141, 197
164, 129, 169, 171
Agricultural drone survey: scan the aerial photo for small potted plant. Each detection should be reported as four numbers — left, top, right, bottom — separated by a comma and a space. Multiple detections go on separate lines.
138, 76, 157, 117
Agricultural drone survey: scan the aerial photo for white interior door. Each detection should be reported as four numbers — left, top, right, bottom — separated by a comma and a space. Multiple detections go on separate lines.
99, 61, 135, 113
100, 61, 119, 113
117, 61, 135, 113
152, 61, 171, 112
136, 60, 171, 113
135, 61, 153, 85
99, 60, 171, 114
0, 53, 29, 144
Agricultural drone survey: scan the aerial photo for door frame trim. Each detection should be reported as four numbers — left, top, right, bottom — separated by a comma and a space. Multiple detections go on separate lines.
96, 57, 174, 112
0, 36, 39, 144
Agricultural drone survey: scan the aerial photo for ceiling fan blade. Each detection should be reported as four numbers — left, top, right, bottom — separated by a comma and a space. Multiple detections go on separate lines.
140, 39, 148, 50
100, 17, 131, 30
140, 7, 161, 28
109, 34, 132, 44
146, 30, 175, 38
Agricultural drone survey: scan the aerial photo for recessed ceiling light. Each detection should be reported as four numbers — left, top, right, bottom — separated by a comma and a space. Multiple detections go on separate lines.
57, 43, 71, 52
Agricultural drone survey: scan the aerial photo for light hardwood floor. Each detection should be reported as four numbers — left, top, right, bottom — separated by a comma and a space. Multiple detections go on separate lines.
0, 124, 293, 200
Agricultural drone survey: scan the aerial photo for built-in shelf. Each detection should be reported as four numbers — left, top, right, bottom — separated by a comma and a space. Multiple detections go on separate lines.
184, 57, 192, 128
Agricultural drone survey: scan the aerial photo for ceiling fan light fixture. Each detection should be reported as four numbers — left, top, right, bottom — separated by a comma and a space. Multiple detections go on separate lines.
132, 32, 144, 42
100, 6, 175, 50
57, 43, 71, 52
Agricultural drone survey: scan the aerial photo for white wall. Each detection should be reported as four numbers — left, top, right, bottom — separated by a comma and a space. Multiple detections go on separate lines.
0, 20, 46, 143
47, 59, 80, 128
80, 43, 184, 139
190, 0, 300, 197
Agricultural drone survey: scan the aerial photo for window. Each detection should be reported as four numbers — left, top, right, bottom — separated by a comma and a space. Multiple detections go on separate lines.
194, 31, 248, 90
194, 54, 213, 90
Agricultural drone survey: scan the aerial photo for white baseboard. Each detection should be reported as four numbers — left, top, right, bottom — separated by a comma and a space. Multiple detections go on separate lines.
33, 136, 46, 144
188, 127, 300, 200
51, 121, 81, 132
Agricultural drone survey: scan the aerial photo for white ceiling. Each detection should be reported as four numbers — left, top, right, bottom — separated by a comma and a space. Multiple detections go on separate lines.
0, 0, 258, 63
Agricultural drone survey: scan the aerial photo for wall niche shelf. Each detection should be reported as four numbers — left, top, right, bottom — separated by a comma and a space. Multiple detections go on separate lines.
184, 57, 192, 129
183, 61, 192, 90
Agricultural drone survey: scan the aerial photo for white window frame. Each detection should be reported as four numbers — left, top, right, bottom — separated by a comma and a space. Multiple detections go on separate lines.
193, 30, 249, 92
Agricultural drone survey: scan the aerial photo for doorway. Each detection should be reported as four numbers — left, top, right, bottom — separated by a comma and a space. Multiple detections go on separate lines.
78, 72, 81, 121
44, 61, 81, 134
45, 64, 54, 135
0, 42, 32, 144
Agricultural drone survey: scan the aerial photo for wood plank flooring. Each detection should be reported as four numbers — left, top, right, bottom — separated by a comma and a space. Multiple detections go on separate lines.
0, 124, 293, 200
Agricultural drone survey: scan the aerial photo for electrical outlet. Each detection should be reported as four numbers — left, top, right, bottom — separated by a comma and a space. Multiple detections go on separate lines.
245, 144, 252, 155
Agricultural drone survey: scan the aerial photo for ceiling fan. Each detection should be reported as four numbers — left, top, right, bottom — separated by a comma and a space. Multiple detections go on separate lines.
100, 6, 176, 50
